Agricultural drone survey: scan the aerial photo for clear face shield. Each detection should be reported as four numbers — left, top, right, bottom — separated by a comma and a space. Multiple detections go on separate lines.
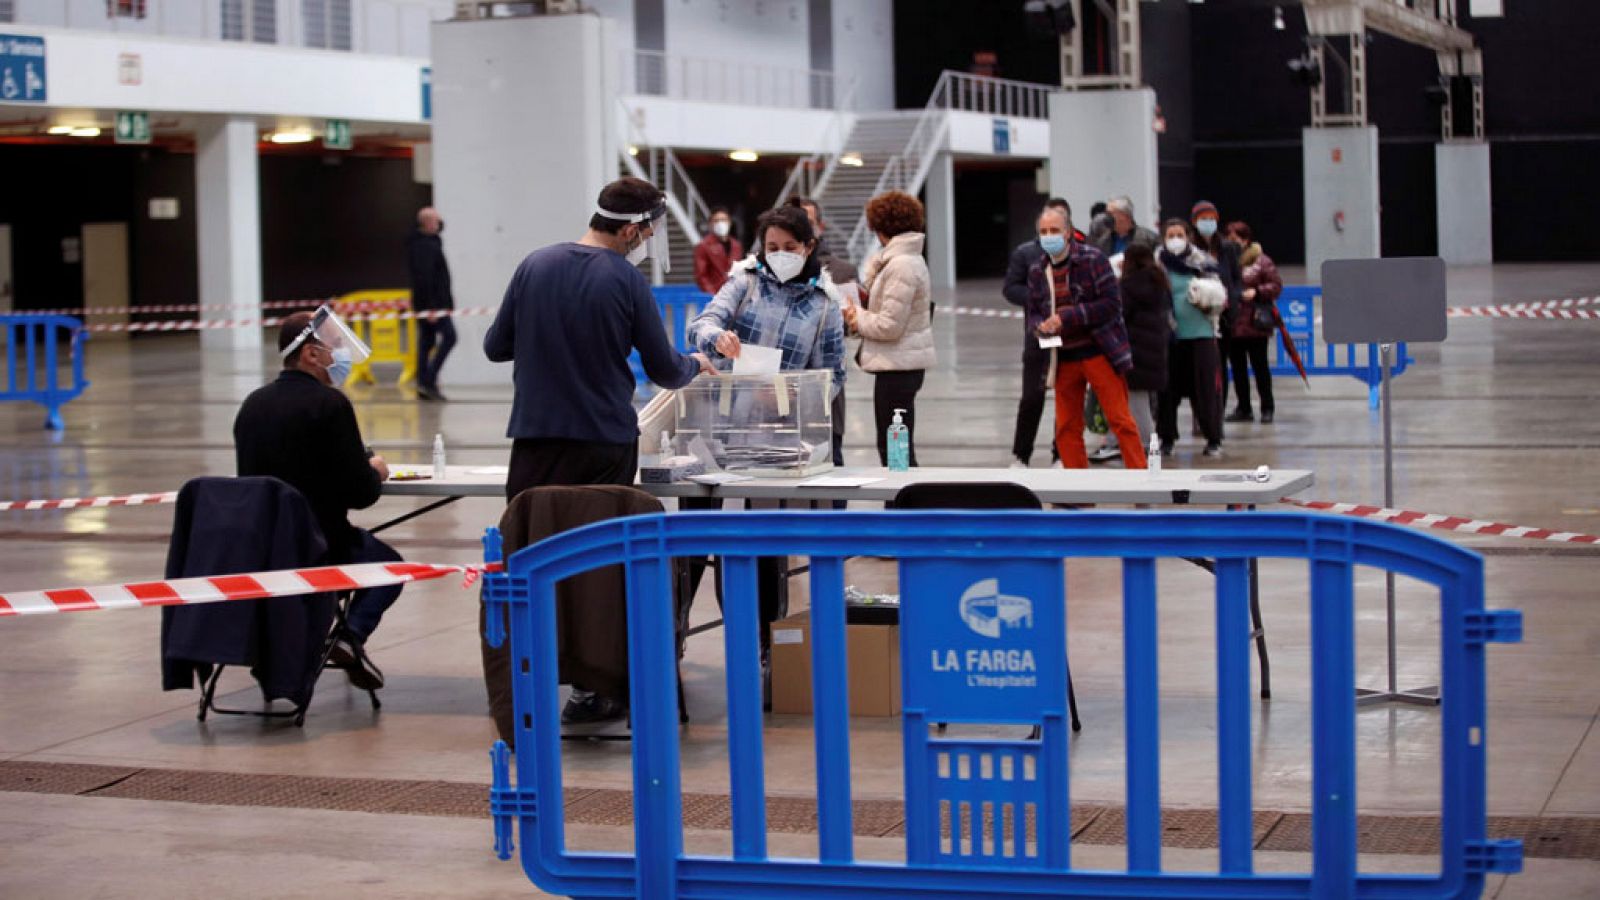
280, 305, 372, 384
595, 200, 671, 274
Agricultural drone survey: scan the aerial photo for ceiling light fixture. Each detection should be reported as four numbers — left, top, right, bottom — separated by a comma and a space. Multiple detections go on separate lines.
839, 152, 864, 167
69, 127, 102, 138
627, 144, 640, 156
267, 130, 315, 144
47, 125, 75, 135
728, 149, 759, 163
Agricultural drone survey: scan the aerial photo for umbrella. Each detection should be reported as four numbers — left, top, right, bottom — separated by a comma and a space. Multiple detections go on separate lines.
1273, 306, 1312, 390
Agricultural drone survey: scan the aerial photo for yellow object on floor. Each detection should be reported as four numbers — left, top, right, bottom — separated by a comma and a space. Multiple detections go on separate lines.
334, 289, 416, 387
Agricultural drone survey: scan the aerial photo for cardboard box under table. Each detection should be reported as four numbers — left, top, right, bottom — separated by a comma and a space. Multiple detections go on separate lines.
769, 609, 901, 717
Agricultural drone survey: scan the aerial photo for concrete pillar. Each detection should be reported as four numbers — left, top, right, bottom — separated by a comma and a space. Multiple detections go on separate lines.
924, 151, 956, 289
431, 14, 619, 386
1302, 126, 1380, 282
195, 116, 262, 354
1048, 89, 1159, 234
1435, 141, 1492, 264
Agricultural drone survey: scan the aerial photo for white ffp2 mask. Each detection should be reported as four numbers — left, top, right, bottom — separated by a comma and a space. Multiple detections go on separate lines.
765, 251, 806, 283
712, 220, 731, 239
1164, 237, 1188, 257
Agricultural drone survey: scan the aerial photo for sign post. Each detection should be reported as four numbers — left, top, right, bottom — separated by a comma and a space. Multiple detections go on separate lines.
324, 119, 352, 150
114, 111, 151, 145
1322, 256, 1448, 707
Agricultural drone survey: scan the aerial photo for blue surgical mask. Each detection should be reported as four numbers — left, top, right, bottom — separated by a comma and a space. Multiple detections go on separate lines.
327, 347, 353, 387
1196, 219, 1218, 238
1039, 234, 1067, 257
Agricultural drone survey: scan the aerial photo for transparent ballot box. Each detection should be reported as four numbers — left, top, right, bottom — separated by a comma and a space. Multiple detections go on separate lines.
673, 370, 834, 478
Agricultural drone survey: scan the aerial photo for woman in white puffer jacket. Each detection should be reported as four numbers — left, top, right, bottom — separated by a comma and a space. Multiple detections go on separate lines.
844, 190, 935, 467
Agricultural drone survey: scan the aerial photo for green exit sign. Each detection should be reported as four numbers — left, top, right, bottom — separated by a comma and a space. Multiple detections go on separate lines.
324, 119, 352, 150
114, 110, 150, 145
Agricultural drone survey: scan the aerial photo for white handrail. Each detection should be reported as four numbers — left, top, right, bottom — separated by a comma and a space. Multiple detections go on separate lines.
616, 101, 703, 248
774, 78, 860, 209
633, 49, 842, 111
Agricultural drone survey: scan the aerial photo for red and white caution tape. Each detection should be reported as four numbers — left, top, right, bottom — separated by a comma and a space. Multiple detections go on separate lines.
0, 560, 499, 617
1491, 295, 1600, 311
1283, 498, 1600, 545
1448, 306, 1600, 320
24, 298, 339, 317
949, 306, 1025, 320
0, 491, 178, 513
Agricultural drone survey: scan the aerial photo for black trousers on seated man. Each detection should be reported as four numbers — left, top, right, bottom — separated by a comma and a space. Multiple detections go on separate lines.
344, 529, 404, 641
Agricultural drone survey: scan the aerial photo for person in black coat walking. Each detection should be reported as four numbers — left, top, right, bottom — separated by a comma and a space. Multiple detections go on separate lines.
1117, 242, 1172, 447
408, 207, 455, 401
233, 311, 401, 687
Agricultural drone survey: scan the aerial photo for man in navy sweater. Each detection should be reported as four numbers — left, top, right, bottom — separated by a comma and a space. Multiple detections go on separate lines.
484, 177, 714, 499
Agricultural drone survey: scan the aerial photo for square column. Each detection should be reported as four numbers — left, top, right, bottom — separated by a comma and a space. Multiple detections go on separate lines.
196, 116, 263, 355
431, 14, 619, 386
1048, 89, 1159, 235
1435, 142, 1492, 264
924, 152, 956, 289
1303, 127, 1380, 280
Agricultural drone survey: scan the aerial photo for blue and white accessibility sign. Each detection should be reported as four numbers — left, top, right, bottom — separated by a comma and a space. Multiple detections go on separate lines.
0, 35, 46, 104
899, 558, 1066, 723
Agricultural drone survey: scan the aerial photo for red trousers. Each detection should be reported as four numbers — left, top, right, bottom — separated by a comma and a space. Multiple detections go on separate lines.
1054, 355, 1148, 469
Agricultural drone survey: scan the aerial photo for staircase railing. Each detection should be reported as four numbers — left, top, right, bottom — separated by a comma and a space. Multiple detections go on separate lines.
842, 70, 1055, 266
617, 101, 705, 246
774, 78, 860, 210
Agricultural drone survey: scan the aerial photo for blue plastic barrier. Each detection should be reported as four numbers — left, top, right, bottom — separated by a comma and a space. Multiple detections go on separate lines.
631, 286, 714, 386
1273, 285, 1414, 409
1, 314, 89, 430
481, 510, 1522, 898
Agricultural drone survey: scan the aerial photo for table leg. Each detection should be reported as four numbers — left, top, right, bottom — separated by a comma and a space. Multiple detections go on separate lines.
369, 495, 462, 535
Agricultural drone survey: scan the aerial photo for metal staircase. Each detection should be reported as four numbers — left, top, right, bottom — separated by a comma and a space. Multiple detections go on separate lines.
618, 102, 709, 284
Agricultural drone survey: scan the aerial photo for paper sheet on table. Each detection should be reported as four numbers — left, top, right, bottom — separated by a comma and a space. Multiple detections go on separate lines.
732, 343, 782, 374
797, 476, 884, 488
466, 466, 509, 475
689, 472, 753, 485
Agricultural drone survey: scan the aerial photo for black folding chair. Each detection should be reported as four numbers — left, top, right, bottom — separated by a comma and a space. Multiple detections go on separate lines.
891, 481, 1082, 734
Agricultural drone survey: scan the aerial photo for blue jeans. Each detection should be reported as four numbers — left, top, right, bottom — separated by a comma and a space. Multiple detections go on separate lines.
345, 529, 403, 641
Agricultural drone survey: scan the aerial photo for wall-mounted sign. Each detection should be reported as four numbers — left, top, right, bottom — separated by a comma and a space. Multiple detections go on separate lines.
0, 34, 46, 104
148, 197, 180, 220
118, 52, 142, 86
421, 66, 432, 121
115, 110, 151, 144
324, 118, 352, 150
992, 118, 1011, 155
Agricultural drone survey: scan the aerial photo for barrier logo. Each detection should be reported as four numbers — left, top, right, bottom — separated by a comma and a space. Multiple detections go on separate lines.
958, 578, 1033, 639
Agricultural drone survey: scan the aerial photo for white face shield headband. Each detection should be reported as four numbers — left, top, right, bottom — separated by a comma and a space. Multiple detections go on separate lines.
280, 305, 372, 386
594, 201, 671, 273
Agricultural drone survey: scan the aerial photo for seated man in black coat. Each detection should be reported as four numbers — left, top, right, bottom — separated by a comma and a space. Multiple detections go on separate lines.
233, 309, 400, 688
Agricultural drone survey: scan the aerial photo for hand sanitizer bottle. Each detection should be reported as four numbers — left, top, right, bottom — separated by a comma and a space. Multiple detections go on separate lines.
432, 433, 447, 480
887, 408, 910, 472
1147, 433, 1161, 475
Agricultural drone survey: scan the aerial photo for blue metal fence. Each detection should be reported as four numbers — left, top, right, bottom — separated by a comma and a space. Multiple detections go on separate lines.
1, 314, 89, 430
481, 510, 1522, 898
1274, 286, 1414, 409
631, 286, 713, 386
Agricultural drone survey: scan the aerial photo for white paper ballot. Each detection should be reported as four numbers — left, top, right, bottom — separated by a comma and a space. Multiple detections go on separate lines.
732, 343, 783, 375
689, 472, 754, 485
798, 476, 884, 488
1038, 335, 1064, 349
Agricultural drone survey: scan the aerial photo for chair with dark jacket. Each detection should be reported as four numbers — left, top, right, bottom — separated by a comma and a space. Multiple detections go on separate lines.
482, 485, 691, 746
891, 481, 1081, 734
161, 476, 380, 725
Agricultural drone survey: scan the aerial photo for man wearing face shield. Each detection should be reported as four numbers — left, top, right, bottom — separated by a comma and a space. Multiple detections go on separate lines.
484, 176, 714, 499
232, 307, 403, 689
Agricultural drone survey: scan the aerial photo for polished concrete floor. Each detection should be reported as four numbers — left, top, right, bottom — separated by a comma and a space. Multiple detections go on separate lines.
2, 265, 1598, 896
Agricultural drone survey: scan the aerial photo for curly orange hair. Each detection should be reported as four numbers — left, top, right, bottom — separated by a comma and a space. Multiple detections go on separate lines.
865, 191, 925, 238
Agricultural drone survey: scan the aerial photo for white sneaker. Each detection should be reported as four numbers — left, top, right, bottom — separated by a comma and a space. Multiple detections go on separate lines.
1089, 443, 1120, 463
1009, 456, 1028, 469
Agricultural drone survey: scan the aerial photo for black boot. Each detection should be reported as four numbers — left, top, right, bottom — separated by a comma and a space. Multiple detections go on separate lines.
1225, 407, 1254, 423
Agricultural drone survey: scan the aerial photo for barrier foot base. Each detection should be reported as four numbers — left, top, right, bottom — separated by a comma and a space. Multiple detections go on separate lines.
1356, 685, 1440, 707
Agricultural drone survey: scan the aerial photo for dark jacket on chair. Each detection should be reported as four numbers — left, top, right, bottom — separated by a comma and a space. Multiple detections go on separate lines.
481, 485, 683, 744
161, 477, 335, 705
233, 369, 382, 563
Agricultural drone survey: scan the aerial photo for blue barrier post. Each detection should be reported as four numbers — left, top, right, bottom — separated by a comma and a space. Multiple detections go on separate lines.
1, 314, 89, 430
483, 510, 1522, 899
1273, 287, 1413, 409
